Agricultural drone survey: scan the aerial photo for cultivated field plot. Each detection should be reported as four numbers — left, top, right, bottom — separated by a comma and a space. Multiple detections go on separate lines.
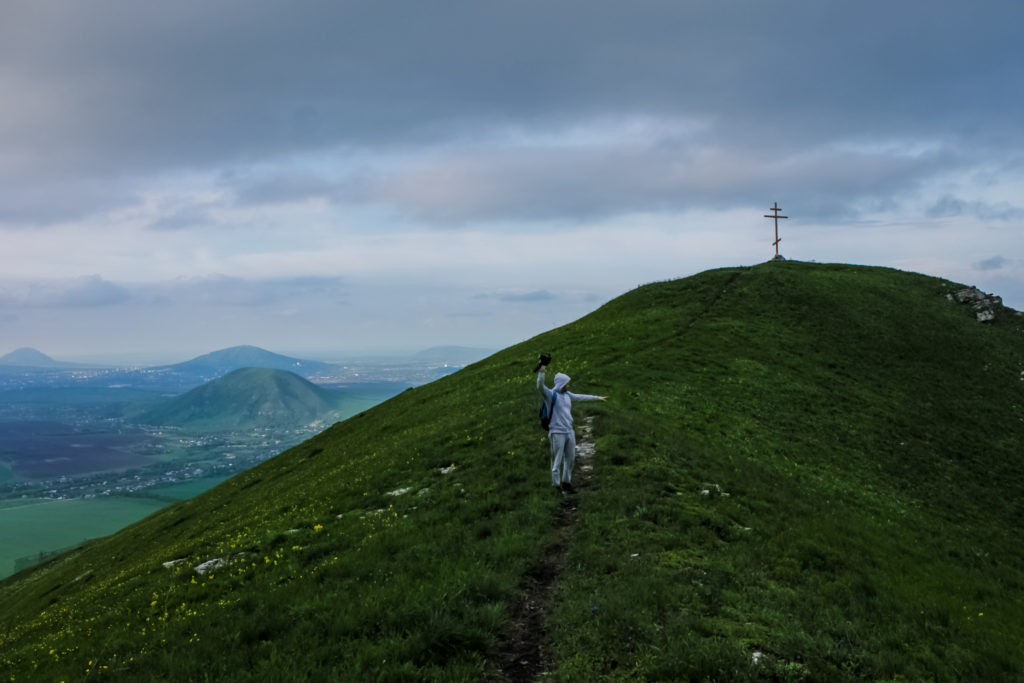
0, 421, 158, 479
0, 497, 166, 578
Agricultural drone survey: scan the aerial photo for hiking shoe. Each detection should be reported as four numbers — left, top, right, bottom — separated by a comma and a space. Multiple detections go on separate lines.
561, 482, 576, 494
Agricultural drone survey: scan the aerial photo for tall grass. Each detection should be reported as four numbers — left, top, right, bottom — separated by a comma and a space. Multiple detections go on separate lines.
547, 263, 1024, 681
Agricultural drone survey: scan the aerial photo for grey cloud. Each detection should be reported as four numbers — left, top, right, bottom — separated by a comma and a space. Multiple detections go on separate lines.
349, 138, 952, 225
60, 277, 131, 307
927, 195, 1024, 222
974, 256, 1009, 272
443, 309, 494, 319
500, 290, 557, 303
1, 1, 1021, 225
0, 176, 139, 226
150, 275, 348, 307
149, 205, 215, 231
475, 289, 557, 303
232, 174, 343, 207
0, 276, 131, 308
0, 274, 347, 310
175, 276, 280, 307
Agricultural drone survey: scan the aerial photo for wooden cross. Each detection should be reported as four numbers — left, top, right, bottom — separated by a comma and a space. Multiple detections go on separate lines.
764, 202, 788, 258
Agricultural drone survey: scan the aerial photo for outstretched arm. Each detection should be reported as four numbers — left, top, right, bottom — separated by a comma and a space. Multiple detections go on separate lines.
568, 392, 606, 402
536, 366, 551, 399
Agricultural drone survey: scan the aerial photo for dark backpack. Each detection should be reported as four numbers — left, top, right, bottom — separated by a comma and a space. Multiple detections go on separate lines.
539, 391, 557, 430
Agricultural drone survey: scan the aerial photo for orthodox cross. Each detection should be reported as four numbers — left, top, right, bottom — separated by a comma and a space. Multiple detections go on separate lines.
764, 202, 788, 258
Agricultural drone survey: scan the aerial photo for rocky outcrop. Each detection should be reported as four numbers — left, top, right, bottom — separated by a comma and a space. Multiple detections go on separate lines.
952, 286, 1002, 322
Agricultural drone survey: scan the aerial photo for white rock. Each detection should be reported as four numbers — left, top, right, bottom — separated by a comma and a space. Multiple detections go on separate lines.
194, 558, 226, 575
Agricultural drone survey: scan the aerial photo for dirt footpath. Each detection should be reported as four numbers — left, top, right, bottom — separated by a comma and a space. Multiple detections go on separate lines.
492, 416, 595, 682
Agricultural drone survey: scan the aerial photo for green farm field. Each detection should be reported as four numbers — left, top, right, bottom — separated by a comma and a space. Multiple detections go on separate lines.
0, 461, 14, 485
151, 475, 235, 501
0, 497, 167, 579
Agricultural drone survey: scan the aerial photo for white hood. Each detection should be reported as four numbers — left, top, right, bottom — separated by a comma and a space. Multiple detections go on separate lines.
554, 372, 570, 392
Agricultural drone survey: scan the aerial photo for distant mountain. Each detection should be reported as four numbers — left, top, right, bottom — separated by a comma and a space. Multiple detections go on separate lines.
136, 367, 344, 431
164, 345, 339, 379
0, 348, 74, 368
89, 345, 346, 392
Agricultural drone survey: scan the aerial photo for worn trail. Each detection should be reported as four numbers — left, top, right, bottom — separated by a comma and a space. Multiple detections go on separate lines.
492, 417, 595, 682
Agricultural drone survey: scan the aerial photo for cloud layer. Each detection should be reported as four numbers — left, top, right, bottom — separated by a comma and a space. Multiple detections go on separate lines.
1, 1, 1022, 357
3, 1, 1022, 224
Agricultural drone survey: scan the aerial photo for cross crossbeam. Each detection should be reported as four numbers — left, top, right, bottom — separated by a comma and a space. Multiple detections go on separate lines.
764, 202, 788, 258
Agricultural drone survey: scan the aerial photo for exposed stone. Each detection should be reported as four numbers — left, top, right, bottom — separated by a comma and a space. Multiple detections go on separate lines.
953, 286, 1002, 322
194, 558, 226, 575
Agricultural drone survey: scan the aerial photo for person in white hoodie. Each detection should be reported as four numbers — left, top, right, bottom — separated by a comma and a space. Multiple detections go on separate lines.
537, 363, 606, 492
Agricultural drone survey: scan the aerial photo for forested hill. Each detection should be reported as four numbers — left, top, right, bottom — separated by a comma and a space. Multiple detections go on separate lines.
2, 260, 1022, 682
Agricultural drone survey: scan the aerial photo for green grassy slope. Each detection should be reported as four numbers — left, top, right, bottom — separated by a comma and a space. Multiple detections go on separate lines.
2, 261, 1022, 682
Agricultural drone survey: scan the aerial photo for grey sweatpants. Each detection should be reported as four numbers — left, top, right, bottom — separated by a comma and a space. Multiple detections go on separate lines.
549, 431, 576, 487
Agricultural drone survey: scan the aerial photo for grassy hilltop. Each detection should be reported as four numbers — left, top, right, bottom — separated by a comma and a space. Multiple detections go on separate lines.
2, 261, 1023, 681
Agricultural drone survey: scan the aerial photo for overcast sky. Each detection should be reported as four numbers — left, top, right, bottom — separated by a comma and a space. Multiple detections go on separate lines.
2, 1, 1022, 363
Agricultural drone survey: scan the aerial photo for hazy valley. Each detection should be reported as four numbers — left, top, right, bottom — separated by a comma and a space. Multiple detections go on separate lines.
0, 345, 489, 577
